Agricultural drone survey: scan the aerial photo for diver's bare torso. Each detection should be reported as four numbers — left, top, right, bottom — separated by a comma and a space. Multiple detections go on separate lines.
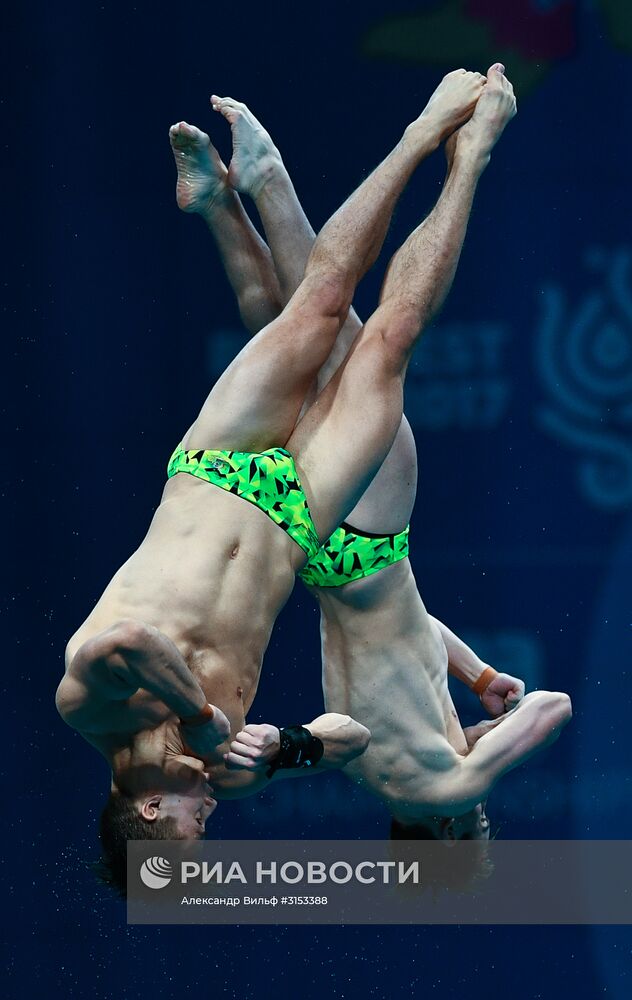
316, 557, 471, 817
65, 473, 304, 789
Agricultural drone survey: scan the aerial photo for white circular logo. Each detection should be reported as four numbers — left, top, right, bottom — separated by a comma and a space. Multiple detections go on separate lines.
140, 856, 173, 889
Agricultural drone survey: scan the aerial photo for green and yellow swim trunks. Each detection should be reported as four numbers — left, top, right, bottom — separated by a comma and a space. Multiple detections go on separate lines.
299, 521, 409, 588
167, 444, 320, 561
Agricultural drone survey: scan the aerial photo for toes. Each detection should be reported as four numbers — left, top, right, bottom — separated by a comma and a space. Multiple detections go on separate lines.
210, 96, 244, 125
169, 122, 191, 147
487, 62, 506, 79
210, 95, 230, 115
211, 95, 243, 110
170, 121, 191, 137
169, 122, 210, 151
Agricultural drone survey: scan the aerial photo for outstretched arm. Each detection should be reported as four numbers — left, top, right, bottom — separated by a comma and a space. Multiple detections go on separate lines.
430, 616, 525, 716
456, 690, 572, 804
56, 620, 230, 753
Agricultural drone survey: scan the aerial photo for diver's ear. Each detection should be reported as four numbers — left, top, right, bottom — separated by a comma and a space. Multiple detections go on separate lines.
439, 817, 458, 845
140, 795, 162, 822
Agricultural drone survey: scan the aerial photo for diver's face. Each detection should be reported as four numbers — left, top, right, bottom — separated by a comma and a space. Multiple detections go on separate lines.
159, 781, 218, 839
140, 761, 218, 838
443, 803, 490, 841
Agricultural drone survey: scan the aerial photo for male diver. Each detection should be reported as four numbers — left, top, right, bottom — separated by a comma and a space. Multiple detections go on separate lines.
56, 69, 497, 890
199, 72, 572, 846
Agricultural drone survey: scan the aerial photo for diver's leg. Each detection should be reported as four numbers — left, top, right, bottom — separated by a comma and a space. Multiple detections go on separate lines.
169, 121, 282, 334
180, 74, 483, 452
211, 97, 364, 397
289, 66, 516, 539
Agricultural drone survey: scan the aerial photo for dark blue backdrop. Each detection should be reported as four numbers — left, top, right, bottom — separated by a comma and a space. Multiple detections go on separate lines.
7, 1, 632, 996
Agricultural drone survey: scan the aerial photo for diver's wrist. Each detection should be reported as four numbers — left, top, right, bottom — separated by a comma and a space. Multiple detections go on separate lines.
266, 725, 324, 778
472, 666, 498, 697
179, 703, 215, 727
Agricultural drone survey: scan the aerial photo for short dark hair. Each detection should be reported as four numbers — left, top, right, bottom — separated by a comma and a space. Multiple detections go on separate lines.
389, 818, 494, 894
95, 790, 182, 897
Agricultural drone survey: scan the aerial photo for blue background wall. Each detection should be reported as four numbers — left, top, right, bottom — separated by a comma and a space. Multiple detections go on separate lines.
7, 0, 632, 996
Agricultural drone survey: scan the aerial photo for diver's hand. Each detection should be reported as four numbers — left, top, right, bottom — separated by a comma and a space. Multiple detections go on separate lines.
180, 704, 231, 761
463, 716, 501, 749
224, 724, 281, 771
480, 672, 525, 717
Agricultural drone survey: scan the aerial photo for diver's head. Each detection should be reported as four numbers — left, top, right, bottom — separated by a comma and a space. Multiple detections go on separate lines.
137, 781, 217, 837
391, 802, 490, 842
389, 804, 493, 893
140, 756, 217, 833
96, 761, 217, 895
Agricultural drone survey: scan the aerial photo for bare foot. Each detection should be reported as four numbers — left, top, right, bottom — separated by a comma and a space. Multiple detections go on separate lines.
410, 68, 487, 145
451, 64, 517, 165
210, 96, 283, 198
169, 121, 228, 214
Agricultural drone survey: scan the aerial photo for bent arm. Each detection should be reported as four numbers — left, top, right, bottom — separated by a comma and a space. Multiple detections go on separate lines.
431, 616, 525, 716
458, 690, 573, 803
224, 713, 371, 780
303, 713, 371, 770
56, 620, 221, 738
431, 616, 490, 688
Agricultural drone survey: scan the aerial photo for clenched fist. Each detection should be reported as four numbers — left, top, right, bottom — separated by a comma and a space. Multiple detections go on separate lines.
480, 672, 525, 717
224, 723, 281, 771
179, 703, 231, 762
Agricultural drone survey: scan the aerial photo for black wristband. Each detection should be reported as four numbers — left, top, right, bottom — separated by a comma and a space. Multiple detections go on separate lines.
266, 725, 324, 778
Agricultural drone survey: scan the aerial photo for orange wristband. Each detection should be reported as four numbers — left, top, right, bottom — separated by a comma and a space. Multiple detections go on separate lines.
472, 666, 498, 697
180, 703, 215, 727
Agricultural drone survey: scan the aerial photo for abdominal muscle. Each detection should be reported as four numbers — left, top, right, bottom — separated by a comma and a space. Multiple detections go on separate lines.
66, 474, 300, 710
316, 560, 469, 808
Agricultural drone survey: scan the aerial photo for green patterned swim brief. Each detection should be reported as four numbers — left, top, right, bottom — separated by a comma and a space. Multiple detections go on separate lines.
167, 444, 320, 560
299, 521, 409, 588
